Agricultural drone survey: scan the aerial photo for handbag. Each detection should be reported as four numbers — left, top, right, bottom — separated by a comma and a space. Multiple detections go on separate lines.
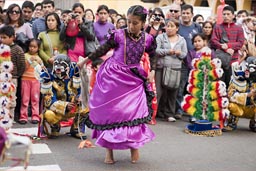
215, 49, 231, 70
162, 67, 181, 89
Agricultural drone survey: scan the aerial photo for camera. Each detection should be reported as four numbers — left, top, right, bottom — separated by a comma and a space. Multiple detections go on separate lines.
155, 16, 161, 21
71, 14, 78, 19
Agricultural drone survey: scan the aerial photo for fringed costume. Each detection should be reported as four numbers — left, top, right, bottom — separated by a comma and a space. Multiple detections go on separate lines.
224, 61, 256, 132
40, 54, 88, 138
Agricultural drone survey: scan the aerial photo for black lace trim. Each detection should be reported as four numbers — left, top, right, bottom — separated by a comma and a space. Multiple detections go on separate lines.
83, 67, 155, 131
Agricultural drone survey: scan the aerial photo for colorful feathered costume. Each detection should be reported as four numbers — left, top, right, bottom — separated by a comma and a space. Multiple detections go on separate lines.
40, 54, 88, 139
182, 49, 229, 136
224, 61, 256, 132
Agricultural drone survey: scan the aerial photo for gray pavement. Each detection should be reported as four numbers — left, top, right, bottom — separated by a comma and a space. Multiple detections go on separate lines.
1, 116, 256, 171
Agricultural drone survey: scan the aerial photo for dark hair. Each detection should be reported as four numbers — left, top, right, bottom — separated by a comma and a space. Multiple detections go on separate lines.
92, 58, 104, 69
193, 14, 204, 22
192, 33, 206, 45
166, 18, 179, 27
108, 15, 114, 24
237, 10, 249, 17
109, 9, 118, 15
61, 9, 72, 15
150, 7, 165, 19
0, 25, 15, 37
116, 17, 127, 29
35, 2, 42, 9
202, 21, 213, 28
223, 5, 235, 14
127, 5, 147, 22
72, 2, 84, 12
45, 12, 61, 32
42, 0, 55, 8
22, 1, 35, 11
84, 8, 95, 21
97, 5, 109, 14
6, 4, 24, 27
181, 4, 193, 14
29, 38, 41, 48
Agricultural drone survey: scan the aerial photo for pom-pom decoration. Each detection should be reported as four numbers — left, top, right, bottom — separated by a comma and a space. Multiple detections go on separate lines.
183, 50, 229, 123
0, 44, 15, 130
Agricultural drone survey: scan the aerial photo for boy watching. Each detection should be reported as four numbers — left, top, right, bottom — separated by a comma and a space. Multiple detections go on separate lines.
0, 25, 26, 120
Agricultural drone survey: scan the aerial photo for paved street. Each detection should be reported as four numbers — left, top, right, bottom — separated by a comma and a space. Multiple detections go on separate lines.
1, 116, 256, 171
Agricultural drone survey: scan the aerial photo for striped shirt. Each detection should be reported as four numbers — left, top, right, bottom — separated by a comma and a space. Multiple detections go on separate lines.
10, 44, 26, 78
211, 22, 245, 61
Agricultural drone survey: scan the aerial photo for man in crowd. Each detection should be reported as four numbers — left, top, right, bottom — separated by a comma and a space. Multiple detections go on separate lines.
211, 5, 244, 87
32, 0, 55, 38
22, 1, 35, 27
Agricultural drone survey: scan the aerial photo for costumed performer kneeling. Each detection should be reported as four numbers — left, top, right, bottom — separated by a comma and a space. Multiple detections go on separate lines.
224, 61, 256, 132
40, 54, 88, 139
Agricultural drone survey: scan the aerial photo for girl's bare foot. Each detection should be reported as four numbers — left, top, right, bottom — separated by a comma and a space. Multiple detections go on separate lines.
130, 148, 139, 163
104, 149, 115, 164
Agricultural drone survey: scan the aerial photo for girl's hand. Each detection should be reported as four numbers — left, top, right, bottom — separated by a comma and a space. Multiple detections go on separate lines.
147, 70, 155, 83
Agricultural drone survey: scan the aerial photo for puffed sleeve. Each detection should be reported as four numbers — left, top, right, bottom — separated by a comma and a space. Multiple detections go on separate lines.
87, 30, 118, 61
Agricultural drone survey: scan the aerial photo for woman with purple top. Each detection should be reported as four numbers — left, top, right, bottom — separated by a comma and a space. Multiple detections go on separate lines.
93, 5, 115, 45
78, 5, 156, 164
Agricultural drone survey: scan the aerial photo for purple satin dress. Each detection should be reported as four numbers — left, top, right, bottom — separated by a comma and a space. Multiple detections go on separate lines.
89, 29, 155, 149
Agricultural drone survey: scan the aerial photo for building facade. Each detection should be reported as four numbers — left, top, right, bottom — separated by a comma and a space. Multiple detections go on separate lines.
4, 0, 255, 16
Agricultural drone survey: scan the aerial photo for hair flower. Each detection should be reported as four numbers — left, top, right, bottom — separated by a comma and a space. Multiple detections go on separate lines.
143, 8, 148, 15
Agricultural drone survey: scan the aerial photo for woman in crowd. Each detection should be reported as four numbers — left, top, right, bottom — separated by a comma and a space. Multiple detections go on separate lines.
93, 5, 115, 45
2, 3, 34, 52
78, 5, 156, 164
155, 18, 187, 122
116, 17, 127, 29
145, 7, 165, 39
84, 8, 95, 22
202, 21, 214, 47
60, 2, 96, 62
38, 12, 66, 68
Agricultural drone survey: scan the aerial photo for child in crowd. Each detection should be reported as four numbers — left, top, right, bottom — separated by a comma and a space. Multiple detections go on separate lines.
0, 25, 26, 121
19, 39, 43, 124
187, 33, 216, 70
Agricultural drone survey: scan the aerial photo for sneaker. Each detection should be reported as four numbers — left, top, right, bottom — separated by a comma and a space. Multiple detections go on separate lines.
167, 117, 176, 122
189, 117, 196, 123
174, 114, 182, 119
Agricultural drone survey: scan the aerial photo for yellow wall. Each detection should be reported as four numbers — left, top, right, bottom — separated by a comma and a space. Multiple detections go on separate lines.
80, 0, 156, 15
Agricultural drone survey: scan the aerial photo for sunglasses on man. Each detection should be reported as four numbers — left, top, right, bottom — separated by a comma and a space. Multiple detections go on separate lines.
170, 10, 179, 13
